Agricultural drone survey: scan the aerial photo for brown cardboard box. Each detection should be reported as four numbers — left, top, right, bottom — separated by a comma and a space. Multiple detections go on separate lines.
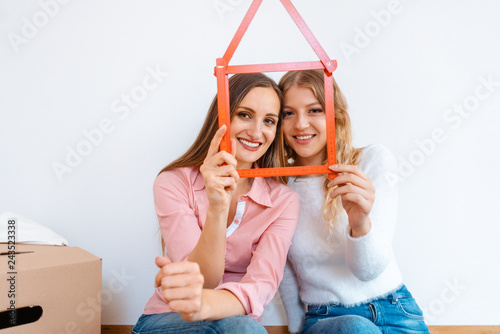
0, 243, 102, 333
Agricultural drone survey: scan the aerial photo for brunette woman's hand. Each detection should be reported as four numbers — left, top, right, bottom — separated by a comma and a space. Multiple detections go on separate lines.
200, 125, 239, 213
155, 256, 206, 321
328, 164, 375, 237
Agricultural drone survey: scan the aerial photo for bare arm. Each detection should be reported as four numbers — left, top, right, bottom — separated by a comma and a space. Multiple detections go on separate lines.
186, 126, 239, 288
186, 209, 229, 288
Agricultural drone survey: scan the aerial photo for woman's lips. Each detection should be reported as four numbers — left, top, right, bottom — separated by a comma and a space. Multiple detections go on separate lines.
292, 134, 316, 145
238, 138, 262, 151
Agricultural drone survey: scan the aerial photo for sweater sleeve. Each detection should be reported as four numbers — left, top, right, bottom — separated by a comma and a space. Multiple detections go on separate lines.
278, 260, 305, 333
345, 144, 399, 282
215, 191, 300, 320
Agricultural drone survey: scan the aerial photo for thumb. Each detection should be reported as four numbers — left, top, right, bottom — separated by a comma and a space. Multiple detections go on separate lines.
155, 256, 172, 268
154, 256, 172, 288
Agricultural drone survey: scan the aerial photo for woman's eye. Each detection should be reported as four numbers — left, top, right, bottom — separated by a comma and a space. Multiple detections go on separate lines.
265, 118, 276, 125
310, 108, 323, 114
237, 112, 250, 119
282, 111, 294, 118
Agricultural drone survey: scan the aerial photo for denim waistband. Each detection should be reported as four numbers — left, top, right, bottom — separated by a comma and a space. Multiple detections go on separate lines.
306, 283, 407, 311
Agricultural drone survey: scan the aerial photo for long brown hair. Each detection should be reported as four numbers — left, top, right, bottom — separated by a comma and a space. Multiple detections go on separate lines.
279, 70, 363, 231
158, 73, 286, 254
159, 73, 285, 180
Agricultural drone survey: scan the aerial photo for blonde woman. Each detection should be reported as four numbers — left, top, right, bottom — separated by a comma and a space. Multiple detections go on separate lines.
132, 73, 299, 334
277, 70, 430, 334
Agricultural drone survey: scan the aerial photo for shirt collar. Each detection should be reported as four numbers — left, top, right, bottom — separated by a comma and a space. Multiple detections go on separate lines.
193, 167, 273, 208
246, 176, 273, 208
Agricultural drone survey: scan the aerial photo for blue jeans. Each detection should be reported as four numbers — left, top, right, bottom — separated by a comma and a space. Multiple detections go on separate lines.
131, 312, 267, 334
302, 285, 430, 334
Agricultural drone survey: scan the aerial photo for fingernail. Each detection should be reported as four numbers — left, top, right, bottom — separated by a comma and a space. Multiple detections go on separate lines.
327, 181, 334, 187
329, 164, 339, 171
220, 124, 226, 130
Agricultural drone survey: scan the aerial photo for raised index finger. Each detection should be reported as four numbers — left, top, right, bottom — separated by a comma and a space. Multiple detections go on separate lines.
205, 125, 226, 160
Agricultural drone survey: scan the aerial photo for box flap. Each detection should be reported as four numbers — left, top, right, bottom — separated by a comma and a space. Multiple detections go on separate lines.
0, 244, 101, 271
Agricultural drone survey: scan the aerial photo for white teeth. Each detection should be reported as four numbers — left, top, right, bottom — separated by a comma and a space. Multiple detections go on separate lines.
296, 135, 314, 140
239, 138, 260, 148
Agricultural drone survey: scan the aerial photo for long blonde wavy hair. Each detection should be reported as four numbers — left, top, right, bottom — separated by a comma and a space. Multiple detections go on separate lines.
279, 70, 363, 231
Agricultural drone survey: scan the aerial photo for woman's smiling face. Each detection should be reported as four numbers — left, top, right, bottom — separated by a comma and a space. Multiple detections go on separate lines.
230, 86, 280, 169
282, 85, 327, 166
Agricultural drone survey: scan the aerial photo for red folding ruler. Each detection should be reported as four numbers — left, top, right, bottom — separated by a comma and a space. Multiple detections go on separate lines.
215, 0, 337, 179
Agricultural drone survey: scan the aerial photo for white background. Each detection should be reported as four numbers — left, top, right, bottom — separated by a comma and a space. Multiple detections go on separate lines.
1, 0, 500, 327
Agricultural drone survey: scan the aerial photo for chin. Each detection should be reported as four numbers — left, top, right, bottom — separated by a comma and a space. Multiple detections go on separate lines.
293, 148, 312, 157
237, 156, 259, 167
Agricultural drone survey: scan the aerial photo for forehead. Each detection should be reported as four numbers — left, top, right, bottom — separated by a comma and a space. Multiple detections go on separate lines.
239, 87, 280, 115
284, 86, 319, 105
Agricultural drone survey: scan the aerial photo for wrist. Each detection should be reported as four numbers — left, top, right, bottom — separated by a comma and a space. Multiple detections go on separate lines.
207, 200, 230, 214
206, 207, 229, 222
350, 217, 371, 238
198, 289, 212, 320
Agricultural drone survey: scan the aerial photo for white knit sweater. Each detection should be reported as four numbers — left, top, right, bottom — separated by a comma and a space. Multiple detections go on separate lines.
278, 144, 403, 333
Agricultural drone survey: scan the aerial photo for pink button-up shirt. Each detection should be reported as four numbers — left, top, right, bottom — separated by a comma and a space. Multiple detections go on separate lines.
143, 167, 299, 320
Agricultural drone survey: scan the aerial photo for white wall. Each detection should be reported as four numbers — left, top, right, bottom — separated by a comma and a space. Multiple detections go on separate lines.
1, 0, 499, 327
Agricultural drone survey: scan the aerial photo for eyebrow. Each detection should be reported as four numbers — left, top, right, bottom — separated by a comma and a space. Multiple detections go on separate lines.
238, 106, 279, 118
284, 102, 322, 109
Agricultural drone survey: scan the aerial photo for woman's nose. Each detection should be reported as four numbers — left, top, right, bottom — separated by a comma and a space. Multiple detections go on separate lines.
295, 114, 309, 130
247, 122, 262, 140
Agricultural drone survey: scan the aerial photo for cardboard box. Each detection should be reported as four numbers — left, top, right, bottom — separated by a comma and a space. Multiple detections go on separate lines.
0, 244, 102, 333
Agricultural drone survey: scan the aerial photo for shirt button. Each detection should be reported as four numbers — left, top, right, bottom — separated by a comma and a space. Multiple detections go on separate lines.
234, 220, 239, 224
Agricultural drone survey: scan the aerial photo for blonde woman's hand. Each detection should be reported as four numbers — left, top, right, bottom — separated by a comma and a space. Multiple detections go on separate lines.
155, 256, 206, 322
200, 125, 239, 213
327, 164, 375, 237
